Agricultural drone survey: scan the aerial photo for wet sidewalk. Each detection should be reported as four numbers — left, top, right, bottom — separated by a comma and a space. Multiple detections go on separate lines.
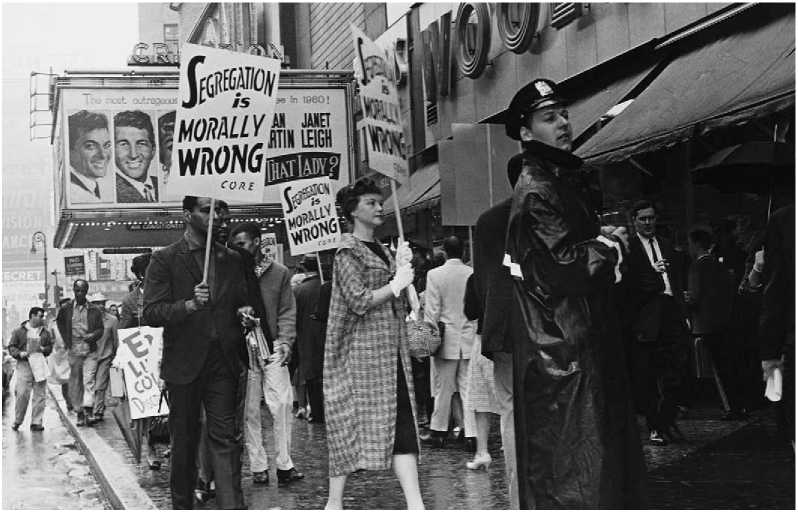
2, 384, 110, 510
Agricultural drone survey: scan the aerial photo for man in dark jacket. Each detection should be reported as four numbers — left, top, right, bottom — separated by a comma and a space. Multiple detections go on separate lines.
685, 229, 741, 419
626, 200, 689, 444
56, 280, 104, 426
143, 196, 253, 509
294, 254, 325, 423
503, 78, 646, 509
8, 307, 52, 431
759, 204, 795, 444
119, 253, 151, 329
471, 153, 525, 510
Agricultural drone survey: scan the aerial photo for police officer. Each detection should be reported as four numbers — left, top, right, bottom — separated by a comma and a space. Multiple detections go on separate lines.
502, 78, 646, 509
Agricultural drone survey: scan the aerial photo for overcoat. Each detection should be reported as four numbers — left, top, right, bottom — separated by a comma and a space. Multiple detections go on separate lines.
323, 233, 418, 476
505, 141, 646, 509
294, 274, 324, 383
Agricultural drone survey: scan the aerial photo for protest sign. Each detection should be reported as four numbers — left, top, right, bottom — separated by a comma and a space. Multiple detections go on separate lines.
351, 25, 409, 184
114, 326, 168, 420
170, 43, 281, 203
260, 232, 284, 266
279, 177, 340, 255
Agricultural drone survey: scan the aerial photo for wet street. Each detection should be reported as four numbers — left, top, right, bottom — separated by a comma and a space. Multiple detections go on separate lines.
2, 380, 110, 510
98, 397, 793, 510
3, 369, 793, 510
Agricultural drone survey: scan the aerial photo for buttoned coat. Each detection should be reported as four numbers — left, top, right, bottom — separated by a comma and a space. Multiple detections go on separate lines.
142, 237, 249, 384
323, 234, 418, 476
424, 258, 476, 359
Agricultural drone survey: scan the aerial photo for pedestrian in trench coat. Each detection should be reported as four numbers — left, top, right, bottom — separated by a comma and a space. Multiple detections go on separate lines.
323, 233, 419, 475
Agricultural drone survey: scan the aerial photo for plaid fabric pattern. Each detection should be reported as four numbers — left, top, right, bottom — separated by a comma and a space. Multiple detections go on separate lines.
323, 234, 418, 476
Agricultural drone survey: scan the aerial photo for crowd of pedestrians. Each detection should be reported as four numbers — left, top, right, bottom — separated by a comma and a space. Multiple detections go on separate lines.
5, 76, 793, 510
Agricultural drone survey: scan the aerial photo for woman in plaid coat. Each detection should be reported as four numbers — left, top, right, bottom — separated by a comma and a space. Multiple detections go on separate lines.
323, 178, 424, 509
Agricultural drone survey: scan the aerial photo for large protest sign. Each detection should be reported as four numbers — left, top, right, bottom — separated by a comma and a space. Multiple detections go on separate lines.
170, 44, 281, 203
114, 326, 167, 420
279, 177, 340, 255
351, 25, 409, 184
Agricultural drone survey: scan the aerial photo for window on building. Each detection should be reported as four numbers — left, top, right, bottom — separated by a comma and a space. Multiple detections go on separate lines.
164, 23, 179, 54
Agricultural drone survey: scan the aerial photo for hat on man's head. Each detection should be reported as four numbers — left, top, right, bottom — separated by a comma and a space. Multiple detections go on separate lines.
88, 292, 108, 304
505, 78, 566, 141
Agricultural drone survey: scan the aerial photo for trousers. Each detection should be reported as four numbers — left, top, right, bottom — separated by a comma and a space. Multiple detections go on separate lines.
167, 346, 243, 509
14, 361, 47, 426
430, 356, 476, 437
244, 357, 295, 472
68, 352, 87, 411
493, 352, 519, 510
82, 354, 112, 414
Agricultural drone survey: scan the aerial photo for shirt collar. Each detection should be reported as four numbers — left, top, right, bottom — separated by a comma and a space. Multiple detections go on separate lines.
637, 232, 655, 245
444, 258, 463, 266
117, 170, 152, 197
71, 168, 99, 193
73, 300, 87, 311
184, 230, 206, 251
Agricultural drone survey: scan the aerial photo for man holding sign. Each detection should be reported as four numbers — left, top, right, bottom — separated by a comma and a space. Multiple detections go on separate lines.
143, 196, 254, 509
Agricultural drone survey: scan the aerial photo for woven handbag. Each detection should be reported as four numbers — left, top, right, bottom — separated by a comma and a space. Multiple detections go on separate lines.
407, 317, 440, 359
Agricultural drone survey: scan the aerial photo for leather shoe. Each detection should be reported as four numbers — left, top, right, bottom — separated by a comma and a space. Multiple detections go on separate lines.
253, 471, 269, 485
76, 412, 87, 427
420, 431, 446, 449
277, 467, 304, 484
30, 424, 44, 431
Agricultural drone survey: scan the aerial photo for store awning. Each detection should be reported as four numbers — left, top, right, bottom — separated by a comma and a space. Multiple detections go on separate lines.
577, 12, 795, 163
567, 62, 661, 140
383, 163, 440, 215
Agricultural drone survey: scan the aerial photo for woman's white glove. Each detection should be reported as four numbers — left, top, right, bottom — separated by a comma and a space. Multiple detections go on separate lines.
389, 264, 415, 297
395, 241, 413, 268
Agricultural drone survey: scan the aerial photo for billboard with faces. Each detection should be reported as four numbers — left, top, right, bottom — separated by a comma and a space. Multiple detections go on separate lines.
58, 82, 354, 209
60, 88, 180, 209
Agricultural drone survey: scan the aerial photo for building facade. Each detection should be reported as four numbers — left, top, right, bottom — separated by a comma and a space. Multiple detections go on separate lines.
377, 3, 794, 251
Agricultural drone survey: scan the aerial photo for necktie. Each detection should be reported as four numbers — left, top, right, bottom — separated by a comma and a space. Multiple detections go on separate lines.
144, 184, 155, 202
649, 238, 661, 263
94, 184, 101, 199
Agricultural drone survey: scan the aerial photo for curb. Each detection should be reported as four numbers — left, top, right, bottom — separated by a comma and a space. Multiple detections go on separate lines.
47, 383, 157, 510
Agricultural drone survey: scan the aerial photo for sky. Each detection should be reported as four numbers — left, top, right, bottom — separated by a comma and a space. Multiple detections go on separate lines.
1, 2, 138, 329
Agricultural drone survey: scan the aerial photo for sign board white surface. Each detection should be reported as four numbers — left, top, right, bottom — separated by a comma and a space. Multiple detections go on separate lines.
114, 326, 168, 420
171, 44, 281, 203
351, 25, 408, 184
279, 177, 340, 255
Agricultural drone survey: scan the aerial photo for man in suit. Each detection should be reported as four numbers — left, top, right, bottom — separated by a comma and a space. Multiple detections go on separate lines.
68, 110, 113, 204
685, 229, 742, 419
759, 204, 795, 445
143, 196, 252, 509
626, 200, 688, 445
472, 154, 524, 509
114, 110, 159, 203
56, 279, 104, 427
119, 253, 151, 329
423, 235, 477, 450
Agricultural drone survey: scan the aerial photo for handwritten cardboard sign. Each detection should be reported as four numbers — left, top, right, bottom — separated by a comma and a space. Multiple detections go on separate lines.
114, 326, 167, 420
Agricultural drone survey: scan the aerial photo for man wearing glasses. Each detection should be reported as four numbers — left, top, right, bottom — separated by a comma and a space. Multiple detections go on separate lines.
626, 200, 689, 446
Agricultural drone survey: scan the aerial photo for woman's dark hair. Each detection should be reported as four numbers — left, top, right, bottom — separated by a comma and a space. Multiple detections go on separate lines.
336, 177, 383, 223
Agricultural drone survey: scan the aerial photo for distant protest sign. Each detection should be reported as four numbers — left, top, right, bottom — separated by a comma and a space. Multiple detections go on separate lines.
114, 326, 167, 420
351, 25, 408, 184
170, 43, 281, 203
279, 177, 340, 255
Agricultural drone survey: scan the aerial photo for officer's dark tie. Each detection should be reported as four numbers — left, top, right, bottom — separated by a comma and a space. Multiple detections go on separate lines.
94, 183, 101, 199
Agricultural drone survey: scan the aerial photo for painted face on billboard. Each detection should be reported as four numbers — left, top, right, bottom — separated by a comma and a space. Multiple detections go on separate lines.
115, 125, 155, 181
70, 127, 112, 179
158, 112, 175, 170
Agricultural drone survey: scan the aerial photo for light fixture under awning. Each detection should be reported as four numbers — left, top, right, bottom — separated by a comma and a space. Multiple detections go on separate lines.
576, 11, 795, 163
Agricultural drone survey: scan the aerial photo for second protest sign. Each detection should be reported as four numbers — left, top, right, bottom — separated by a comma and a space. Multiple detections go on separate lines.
279, 177, 340, 255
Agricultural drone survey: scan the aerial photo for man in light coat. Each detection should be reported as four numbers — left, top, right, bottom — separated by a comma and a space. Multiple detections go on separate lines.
423, 235, 477, 448
229, 222, 304, 486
